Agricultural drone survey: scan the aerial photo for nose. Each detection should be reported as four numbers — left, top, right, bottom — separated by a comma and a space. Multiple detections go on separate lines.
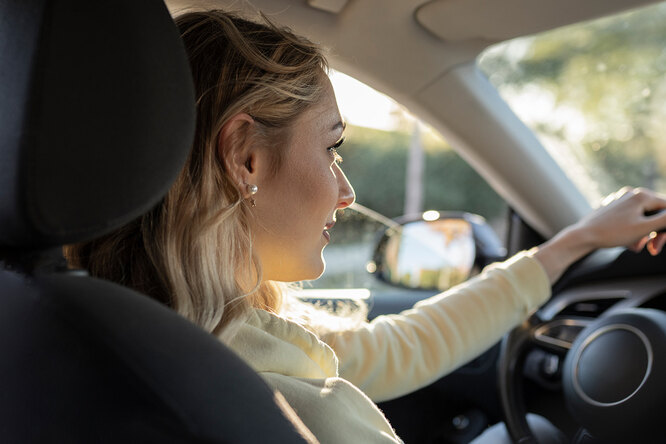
335, 164, 355, 210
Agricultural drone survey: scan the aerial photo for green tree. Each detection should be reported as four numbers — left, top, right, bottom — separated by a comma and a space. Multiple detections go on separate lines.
478, 2, 666, 197
339, 125, 505, 221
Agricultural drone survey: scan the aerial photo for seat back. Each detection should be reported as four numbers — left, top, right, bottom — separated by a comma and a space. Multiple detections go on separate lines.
0, 0, 313, 442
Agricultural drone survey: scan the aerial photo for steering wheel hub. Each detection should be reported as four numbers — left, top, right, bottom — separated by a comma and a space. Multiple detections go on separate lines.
562, 309, 666, 441
572, 324, 652, 406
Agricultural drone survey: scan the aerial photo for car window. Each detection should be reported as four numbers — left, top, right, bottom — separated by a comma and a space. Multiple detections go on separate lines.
477, 1, 666, 205
305, 72, 507, 290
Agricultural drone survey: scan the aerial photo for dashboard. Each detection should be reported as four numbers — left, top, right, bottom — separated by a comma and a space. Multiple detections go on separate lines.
519, 246, 666, 438
537, 246, 666, 353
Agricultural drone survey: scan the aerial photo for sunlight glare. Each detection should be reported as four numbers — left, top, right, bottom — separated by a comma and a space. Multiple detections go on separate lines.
329, 70, 406, 131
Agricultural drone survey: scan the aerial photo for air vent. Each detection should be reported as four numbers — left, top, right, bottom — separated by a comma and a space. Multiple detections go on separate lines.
558, 297, 624, 318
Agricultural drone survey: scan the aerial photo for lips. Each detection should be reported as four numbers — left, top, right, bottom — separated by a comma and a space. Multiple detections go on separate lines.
323, 221, 335, 241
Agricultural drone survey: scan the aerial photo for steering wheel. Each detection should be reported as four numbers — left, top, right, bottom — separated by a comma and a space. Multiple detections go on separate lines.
498, 308, 666, 443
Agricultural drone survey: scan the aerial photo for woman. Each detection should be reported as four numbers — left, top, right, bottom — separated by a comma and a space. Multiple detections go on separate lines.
66, 10, 666, 443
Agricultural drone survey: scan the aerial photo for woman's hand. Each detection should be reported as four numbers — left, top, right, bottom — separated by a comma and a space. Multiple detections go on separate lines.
532, 187, 666, 284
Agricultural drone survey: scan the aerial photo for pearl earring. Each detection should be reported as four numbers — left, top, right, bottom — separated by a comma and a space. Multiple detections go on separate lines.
246, 183, 258, 207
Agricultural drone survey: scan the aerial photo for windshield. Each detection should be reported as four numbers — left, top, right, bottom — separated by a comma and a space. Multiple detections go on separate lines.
478, 2, 666, 205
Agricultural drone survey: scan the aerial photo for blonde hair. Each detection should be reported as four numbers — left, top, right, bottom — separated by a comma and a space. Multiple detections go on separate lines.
65, 10, 329, 339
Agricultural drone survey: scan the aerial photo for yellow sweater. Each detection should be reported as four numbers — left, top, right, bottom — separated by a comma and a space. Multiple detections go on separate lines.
226, 252, 550, 443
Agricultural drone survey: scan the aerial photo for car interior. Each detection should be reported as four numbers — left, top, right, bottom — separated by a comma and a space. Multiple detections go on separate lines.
2, 0, 665, 442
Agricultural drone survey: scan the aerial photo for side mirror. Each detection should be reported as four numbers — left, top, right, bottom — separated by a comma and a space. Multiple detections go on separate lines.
371, 211, 506, 292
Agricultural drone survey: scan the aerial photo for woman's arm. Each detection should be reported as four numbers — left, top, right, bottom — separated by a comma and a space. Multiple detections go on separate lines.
321, 187, 666, 402
534, 187, 666, 283
321, 252, 550, 402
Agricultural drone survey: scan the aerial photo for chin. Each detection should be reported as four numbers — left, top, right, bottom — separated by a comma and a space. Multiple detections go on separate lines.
274, 259, 325, 283
312, 266, 326, 281
301, 256, 326, 282
305, 264, 326, 281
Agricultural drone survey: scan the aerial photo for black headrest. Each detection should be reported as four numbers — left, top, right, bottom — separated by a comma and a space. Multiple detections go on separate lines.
0, 0, 195, 248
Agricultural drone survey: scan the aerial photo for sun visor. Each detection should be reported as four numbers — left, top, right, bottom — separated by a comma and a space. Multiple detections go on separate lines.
416, 0, 658, 42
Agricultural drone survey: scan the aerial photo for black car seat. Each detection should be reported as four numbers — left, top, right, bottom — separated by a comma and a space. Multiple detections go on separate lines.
0, 0, 315, 442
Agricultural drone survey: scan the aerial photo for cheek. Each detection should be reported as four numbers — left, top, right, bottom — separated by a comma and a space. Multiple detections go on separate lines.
257, 154, 339, 234
280, 163, 339, 238
305, 162, 340, 212
251, 159, 340, 281
289, 154, 337, 199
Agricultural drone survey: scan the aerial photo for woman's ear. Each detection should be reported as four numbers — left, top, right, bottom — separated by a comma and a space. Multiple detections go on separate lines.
218, 113, 259, 195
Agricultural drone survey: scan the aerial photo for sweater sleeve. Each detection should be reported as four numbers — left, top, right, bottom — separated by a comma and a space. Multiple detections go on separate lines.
319, 251, 551, 402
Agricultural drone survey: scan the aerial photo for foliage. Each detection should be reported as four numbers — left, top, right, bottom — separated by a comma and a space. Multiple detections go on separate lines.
478, 2, 666, 199
338, 125, 505, 221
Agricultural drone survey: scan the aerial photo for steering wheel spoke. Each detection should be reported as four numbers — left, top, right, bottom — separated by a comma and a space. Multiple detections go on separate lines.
531, 318, 592, 355
498, 315, 589, 443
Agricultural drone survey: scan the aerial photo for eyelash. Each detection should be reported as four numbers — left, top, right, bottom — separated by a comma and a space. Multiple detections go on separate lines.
328, 137, 345, 163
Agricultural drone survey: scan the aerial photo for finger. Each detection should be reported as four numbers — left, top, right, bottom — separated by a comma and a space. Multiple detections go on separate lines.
644, 208, 666, 234
630, 236, 650, 253
656, 233, 666, 253
641, 188, 666, 209
647, 233, 666, 256
601, 187, 634, 206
